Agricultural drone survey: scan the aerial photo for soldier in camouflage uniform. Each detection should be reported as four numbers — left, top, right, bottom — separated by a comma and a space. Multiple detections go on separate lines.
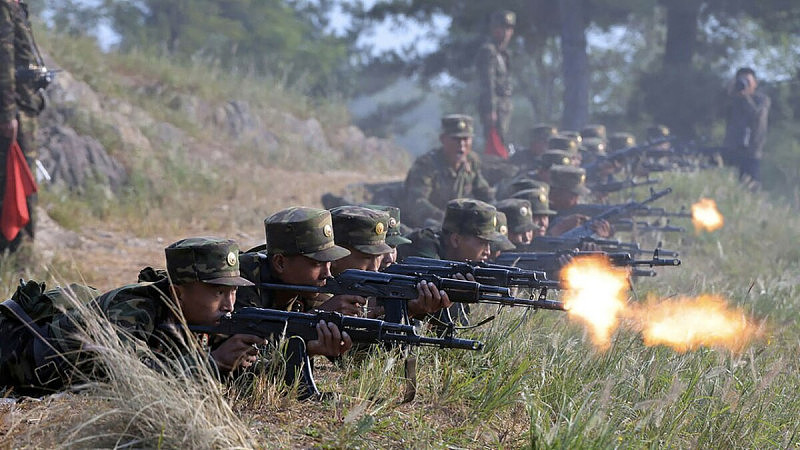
0, 238, 264, 395
362, 204, 412, 270
0, 0, 46, 249
506, 124, 558, 175
402, 115, 494, 228
489, 211, 516, 260
511, 188, 556, 237
476, 10, 515, 146
495, 198, 537, 245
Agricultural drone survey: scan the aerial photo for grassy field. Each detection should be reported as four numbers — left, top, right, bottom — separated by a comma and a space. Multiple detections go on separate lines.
1, 31, 799, 449
2, 167, 799, 449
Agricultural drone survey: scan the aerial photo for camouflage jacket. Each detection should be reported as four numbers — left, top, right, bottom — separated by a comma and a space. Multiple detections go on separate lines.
475, 40, 512, 116
402, 148, 494, 228
237, 251, 314, 312
0, 0, 43, 122
723, 91, 771, 159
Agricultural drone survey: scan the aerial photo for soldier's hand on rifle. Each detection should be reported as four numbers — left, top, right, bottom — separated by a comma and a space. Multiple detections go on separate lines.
306, 320, 353, 357
211, 334, 266, 371
408, 281, 453, 317
590, 219, 613, 238
318, 294, 367, 316
0, 118, 18, 142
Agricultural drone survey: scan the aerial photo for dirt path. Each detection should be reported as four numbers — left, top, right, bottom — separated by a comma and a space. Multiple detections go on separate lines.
34, 169, 400, 291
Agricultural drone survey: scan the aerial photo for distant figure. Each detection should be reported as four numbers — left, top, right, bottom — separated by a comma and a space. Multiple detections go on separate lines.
0, 0, 47, 251
476, 10, 515, 151
401, 114, 494, 228
723, 67, 771, 186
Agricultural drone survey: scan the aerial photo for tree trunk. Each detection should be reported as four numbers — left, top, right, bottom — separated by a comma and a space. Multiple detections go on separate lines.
559, 0, 589, 130
663, 0, 700, 67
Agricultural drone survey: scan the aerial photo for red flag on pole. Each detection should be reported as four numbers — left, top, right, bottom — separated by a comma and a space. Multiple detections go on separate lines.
484, 126, 509, 159
1, 140, 38, 241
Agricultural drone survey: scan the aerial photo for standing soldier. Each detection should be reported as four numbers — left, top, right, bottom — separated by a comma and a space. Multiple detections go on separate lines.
476, 9, 515, 151
402, 114, 494, 228
0, 0, 47, 251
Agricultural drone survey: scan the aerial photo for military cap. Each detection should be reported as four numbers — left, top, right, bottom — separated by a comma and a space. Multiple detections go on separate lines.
442, 199, 505, 243
548, 135, 580, 154
165, 237, 254, 286
511, 188, 557, 216
549, 165, 591, 196
441, 114, 474, 138
646, 124, 670, 141
495, 198, 536, 234
491, 212, 517, 252
581, 124, 607, 140
530, 124, 558, 142
508, 178, 550, 196
560, 130, 583, 145
265, 207, 351, 262
330, 206, 393, 256
608, 132, 636, 151
363, 205, 412, 247
580, 137, 607, 155
539, 150, 572, 169
490, 10, 516, 27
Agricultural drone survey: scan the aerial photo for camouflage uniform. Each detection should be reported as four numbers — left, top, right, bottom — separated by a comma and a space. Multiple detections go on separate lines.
490, 211, 516, 254
495, 198, 536, 236
363, 204, 412, 248
0, 0, 44, 247
507, 124, 558, 175
402, 115, 493, 228
476, 10, 515, 145
330, 205, 392, 256
0, 237, 253, 395
237, 207, 350, 312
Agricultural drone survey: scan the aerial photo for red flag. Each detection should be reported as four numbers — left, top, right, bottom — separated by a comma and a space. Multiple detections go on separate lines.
1, 140, 38, 241
484, 126, 509, 159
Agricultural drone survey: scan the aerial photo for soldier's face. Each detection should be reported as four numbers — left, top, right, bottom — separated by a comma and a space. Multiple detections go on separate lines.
380, 247, 398, 270
550, 189, 579, 210
532, 215, 549, 236
176, 282, 236, 326
492, 26, 514, 47
510, 230, 534, 245
441, 134, 471, 166
331, 247, 384, 274
273, 254, 332, 300
448, 234, 491, 262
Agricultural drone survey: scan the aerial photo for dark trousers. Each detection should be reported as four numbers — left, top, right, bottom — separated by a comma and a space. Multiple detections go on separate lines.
725, 152, 761, 184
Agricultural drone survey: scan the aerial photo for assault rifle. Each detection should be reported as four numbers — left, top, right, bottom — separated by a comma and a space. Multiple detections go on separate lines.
589, 176, 661, 194
612, 218, 685, 234
521, 236, 679, 258
562, 203, 692, 221
261, 269, 566, 326
387, 256, 561, 290
190, 307, 482, 399
632, 206, 693, 219
559, 187, 673, 240
496, 250, 680, 279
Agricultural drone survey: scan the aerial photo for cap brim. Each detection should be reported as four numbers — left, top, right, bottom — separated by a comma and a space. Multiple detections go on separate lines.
203, 276, 255, 287
386, 235, 412, 246
533, 208, 558, 216
510, 223, 536, 234
352, 242, 394, 255
492, 238, 517, 252
304, 245, 351, 262
476, 230, 507, 243
448, 131, 473, 138
571, 185, 591, 196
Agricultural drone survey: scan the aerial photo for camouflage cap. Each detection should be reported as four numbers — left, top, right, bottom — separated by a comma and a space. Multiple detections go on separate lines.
581, 124, 607, 140
441, 114, 474, 138
539, 150, 572, 169
608, 132, 636, 151
442, 198, 505, 243
511, 188, 557, 216
530, 124, 558, 142
495, 198, 536, 234
549, 165, 591, 196
580, 137, 607, 155
490, 9, 516, 27
491, 212, 517, 252
646, 124, 670, 140
508, 178, 550, 196
330, 205, 393, 256
265, 207, 351, 262
548, 135, 580, 154
165, 237, 254, 286
363, 204, 412, 247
